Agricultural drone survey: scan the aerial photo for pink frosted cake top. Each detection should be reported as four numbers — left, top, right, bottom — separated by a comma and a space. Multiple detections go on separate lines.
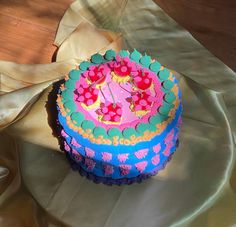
73, 55, 164, 130
58, 49, 180, 145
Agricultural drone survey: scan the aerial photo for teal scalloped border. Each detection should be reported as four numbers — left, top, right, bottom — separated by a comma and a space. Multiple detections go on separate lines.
60, 49, 178, 142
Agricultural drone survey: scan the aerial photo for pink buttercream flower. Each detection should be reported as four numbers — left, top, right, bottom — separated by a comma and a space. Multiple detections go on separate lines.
163, 147, 171, 156
119, 164, 132, 176
72, 149, 83, 162
71, 138, 81, 148
103, 165, 114, 175
135, 161, 148, 173
153, 144, 161, 154
155, 89, 164, 107
85, 158, 96, 171
85, 147, 95, 158
64, 141, 70, 152
101, 152, 112, 162
151, 155, 160, 166
164, 129, 175, 146
177, 117, 182, 127
118, 153, 129, 163
134, 149, 148, 159
61, 129, 69, 138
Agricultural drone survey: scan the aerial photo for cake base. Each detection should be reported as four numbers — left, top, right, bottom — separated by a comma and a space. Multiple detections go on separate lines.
64, 140, 178, 186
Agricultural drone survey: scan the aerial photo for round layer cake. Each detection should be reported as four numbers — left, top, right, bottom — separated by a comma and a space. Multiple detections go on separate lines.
57, 49, 182, 185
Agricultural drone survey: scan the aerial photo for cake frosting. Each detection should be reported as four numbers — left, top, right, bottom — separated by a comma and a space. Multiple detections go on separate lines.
56, 49, 182, 185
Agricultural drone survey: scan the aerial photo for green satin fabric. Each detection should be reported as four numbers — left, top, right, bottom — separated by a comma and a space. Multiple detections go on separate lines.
0, 0, 236, 226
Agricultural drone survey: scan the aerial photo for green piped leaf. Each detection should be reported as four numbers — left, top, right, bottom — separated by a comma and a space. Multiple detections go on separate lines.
122, 127, 138, 139
136, 123, 150, 134
65, 80, 75, 89
130, 49, 141, 62
158, 68, 170, 81
140, 53, 151, 67
91, 53, 104, 64
69, 69, 82, 80
149, 114, 168, 125
162, 80, 174, 90
61, 89, 73, 103
159, 102, 173, 116
164, 91, 176, 103
81, 120, 95, 131
108, 128, 122, 139
150, 61, 161, 72
93, 127, 108, 138
104, 49, 116, 60
71, 112, 85, 126
64, 101, 76, 114
79, 61, 91, 70
118, 50, 129, 57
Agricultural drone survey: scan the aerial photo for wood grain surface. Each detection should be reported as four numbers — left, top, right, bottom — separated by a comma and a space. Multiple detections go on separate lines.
155, 0, 236, 71
0, 0, 235, 71
0, 0, 73, 64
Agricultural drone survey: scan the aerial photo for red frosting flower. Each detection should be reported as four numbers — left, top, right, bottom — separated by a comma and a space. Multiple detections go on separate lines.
87, 65, 107, 85
97, 101, 122, 123
130, 90, 155, 112
113, 57, 132, 77
132, 69, 153, 90
75, 82, 99, 107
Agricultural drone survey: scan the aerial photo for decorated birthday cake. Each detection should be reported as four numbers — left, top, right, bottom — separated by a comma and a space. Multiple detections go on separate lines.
56, 49, 182, 185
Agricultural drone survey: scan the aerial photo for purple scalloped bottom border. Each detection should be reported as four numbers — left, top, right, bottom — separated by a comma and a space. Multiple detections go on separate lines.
65, 140, 178, 186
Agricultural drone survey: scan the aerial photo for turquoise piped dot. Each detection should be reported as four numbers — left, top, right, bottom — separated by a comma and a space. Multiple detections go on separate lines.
61, 89, 73, 103
104, 49, 116, 60
140, 53, 151, 67
93, 127, 108, 138
158, 68, 170, 81
136, 123, 150, 134
149, 114, 168, 125
122, 127, 137, 139
150, 61, 161, 72
91, 53, 103, 64
65, 80, 75, 89
81, 120, 95, 131
108, 128, 122, 139
164, 91, 176, 103
71, 112, 85, 126
69, 69, 82, 80
149, 124, 157, 132
162, 80, 174, 90
63, 100, 76, 114
130, 49, 141, 62
79, 61, 91, 70
159, 102, 173, 116
118, 50, 129, 57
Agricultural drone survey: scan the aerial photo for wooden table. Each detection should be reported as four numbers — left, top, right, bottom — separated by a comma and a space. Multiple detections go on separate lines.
0, 0, 235, 71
